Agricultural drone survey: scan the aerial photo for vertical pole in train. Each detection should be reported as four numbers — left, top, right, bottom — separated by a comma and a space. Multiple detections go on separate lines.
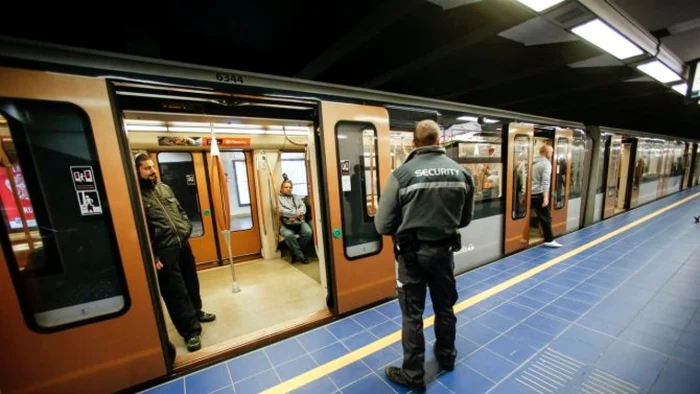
209, 129, 241, 293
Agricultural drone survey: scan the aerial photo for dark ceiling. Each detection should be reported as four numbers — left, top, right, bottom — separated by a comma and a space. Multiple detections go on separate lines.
2, 0, 700, 139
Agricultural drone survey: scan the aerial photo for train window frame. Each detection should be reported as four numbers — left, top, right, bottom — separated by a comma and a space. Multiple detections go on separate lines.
568, 137, 585, 199
553, 137, 568, 210
156, 151, 206, 238
280, 152, 309, 197
334, 121, 383, 261
232, 159, 251, 207
511, 134, 530, 221
0, 99, 131, 333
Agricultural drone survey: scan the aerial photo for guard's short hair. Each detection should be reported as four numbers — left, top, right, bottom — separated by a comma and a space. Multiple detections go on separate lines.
539, 144, 552, 155
134, 151, 150, 169
414, 120, 440, 146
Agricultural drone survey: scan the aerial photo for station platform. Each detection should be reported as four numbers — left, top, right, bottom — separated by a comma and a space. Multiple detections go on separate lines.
141, 188, 700, 394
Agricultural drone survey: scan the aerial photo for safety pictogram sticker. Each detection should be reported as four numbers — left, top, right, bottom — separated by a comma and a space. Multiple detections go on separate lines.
70, 166, 103, 216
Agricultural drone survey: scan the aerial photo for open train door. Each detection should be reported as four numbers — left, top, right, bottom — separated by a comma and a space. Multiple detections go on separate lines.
504, 123, 534, 254
550, 129, 573, 236
319, 102, 395, 314
0, 68, 167, 394
603, 134, 622, 219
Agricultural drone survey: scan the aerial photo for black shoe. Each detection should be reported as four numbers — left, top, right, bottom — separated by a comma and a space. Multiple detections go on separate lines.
434, 347, 455, 371
300, 257, 309, 264
186, 335, 201, 352
384, 366, 425, 393
198, 311, 216, 323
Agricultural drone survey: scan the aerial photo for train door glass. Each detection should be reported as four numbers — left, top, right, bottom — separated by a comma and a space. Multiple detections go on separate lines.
615, 143, 632, 214
695, 145, 700, 186
336, 122, 381, 258
512, 135, 530, 220
553, 137, 568, 209
157, 152, 204, 237
569, 138, 585, 199
0, 104, 127, 329
221, 152, 254, 231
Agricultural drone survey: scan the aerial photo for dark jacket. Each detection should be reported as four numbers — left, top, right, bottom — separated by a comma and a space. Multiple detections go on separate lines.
140, 179, 193, 256
375, 145, 475, 241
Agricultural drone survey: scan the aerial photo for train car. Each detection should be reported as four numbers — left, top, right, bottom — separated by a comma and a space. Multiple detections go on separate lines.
0, 37, 698, 394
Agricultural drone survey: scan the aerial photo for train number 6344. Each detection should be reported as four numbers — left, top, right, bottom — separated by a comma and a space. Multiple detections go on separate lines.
216, 73, 244, 84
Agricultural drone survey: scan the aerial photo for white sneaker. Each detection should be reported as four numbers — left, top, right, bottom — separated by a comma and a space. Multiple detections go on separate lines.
543, 240, 563, 248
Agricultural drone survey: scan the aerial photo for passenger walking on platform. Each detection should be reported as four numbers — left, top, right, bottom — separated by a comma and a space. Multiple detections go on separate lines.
134, 153, 216, 352
279, 179, 312, 264
532, 145, 563, 248
375, 120, 475, 392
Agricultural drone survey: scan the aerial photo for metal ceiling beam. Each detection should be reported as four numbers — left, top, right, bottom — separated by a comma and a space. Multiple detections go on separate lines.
360, 1, 525, 89
295, 0, 425, 79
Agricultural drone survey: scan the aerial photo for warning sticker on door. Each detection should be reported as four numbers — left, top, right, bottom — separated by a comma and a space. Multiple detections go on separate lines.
70, 166, 103, 216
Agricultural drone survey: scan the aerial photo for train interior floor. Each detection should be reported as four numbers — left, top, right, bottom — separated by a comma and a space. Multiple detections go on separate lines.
144, 187, 700, 394
163, 257, 326, 356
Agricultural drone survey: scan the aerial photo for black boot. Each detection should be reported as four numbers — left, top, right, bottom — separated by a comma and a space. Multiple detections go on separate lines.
385, 366, 425, 393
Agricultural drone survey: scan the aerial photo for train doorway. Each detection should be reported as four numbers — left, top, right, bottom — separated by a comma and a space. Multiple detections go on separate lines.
505, 123, 572, 254
117, 85, 331, 367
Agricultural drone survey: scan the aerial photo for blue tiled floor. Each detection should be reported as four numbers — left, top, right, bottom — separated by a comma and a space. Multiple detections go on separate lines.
140, 188, 700, 394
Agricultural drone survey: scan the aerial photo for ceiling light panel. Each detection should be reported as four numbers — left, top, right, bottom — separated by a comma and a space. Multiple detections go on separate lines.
636, 60, 682, 84
672, 83, 687, 95
515, 0, 565, 12
571, 19, 644, 60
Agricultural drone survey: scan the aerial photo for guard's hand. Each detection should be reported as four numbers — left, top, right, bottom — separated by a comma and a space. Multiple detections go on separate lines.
542, 196, 549, 208
297, 211, 304, 218
155, 258, 163, 271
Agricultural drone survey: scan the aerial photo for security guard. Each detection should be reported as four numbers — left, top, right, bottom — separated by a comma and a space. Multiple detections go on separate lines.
375, 119, 475, 392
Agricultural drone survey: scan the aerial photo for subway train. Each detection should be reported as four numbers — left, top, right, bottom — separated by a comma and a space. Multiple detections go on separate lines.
0, 36, 698, 394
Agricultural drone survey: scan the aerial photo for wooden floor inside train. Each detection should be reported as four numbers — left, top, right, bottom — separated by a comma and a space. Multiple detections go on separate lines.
162, 257, 327, 357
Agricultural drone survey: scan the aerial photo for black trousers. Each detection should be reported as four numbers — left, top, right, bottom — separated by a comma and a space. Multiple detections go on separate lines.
156, 242, 202, 339
397, 244, 458, 384
531, 193, 554, 242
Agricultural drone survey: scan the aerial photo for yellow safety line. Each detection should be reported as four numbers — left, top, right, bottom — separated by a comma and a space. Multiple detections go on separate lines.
262, 191, 700, 394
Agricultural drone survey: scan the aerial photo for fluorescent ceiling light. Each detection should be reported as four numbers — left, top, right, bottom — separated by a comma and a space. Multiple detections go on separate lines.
672, 83, 688, 95
124, 125, 168, 132
514, 0, 565, 12
571, 19, 644, 60
457, 116, 499, 123
636, 60, 681, 83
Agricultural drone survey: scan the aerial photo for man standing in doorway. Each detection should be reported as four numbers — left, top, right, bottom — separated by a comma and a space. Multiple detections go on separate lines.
135, 152, 216, 352
532, 144, 563, 248
375, 119, 475, 392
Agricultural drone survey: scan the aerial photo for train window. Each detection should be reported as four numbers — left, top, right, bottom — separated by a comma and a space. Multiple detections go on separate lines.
221, 152, 253, 232
157, 152, 204, 237
596, 140, 606, 194
0, 101, 128, 331
335, 122, 382, 259
390, 131, 414, 170
553, 137, 568, 209
281, 152, 308, 197
445, 136, 503, 220
511, 135, 530, 220
569, 138, 585, 199
607, 141, 621, 198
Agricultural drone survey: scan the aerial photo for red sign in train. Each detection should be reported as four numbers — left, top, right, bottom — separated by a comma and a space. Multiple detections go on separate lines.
0, 164, 36, 230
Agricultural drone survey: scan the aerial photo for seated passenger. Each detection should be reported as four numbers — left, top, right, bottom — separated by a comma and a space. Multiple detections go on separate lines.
278, 180, 312, 264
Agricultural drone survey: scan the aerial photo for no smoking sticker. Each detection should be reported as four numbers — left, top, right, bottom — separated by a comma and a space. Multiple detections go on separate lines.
70, 166, 103, 216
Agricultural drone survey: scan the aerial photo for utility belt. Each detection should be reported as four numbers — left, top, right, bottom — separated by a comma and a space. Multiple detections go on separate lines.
393, 229, 461, 267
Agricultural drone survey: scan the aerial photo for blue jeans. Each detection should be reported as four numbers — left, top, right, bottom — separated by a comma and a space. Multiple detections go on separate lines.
280, 221, 312, 261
